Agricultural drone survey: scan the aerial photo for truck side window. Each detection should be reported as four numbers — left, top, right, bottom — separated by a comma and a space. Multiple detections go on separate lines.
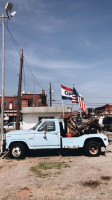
38, 122, 55, 132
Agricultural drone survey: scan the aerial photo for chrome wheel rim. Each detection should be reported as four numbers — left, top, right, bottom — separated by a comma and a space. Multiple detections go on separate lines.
89, 144, 98, 155
12, 146, 21, 157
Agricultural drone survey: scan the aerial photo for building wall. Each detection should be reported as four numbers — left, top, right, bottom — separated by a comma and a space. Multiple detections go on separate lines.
23, 113, 63, 129
22, 106, 71, 129
21, 99, 28, 107
0, 91, 47, 111
0, 96, 18, 110
22, 92, 46, 107
0, 91, 47, 122
95, 104, 112, 115
105, 105, 112, 113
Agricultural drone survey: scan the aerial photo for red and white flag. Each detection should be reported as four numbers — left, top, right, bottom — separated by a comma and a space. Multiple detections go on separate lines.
73, 87, 87, 114
72, 95, 78, 103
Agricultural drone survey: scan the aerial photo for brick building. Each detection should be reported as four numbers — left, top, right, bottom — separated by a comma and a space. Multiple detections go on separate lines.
0, 90, 47, 123
95, 104, 112, 115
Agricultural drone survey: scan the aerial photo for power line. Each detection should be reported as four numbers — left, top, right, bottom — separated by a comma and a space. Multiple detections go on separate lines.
4, 22, 44, 92
4, 21, 20, 55
22, 77, 34, 93
23, 56, 43, 90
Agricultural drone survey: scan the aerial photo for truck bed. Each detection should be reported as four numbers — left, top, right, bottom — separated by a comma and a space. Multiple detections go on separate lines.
62, 133, 108, 149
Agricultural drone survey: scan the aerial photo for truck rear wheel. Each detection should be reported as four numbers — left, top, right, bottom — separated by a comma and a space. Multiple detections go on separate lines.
84, 141, 101, 157
9, 143, 26, 159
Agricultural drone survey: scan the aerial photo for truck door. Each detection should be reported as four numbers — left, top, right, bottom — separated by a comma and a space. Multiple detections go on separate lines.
34, 121, 60, 148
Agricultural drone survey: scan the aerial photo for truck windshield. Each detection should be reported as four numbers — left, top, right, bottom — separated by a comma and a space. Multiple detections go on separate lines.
32, 121, 42, 130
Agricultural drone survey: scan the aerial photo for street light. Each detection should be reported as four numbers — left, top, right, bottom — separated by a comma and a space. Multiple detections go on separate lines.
0, 2, 16, 154
5, 2, 16, 19
5, 2, 13, 12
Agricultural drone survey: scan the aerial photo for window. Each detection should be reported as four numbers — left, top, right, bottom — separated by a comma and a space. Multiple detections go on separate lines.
14, 101, 18, 106
8, 122, 15, 127
32, 121, 42, 130
38, 121, 55, 132
4, 101, 7, 106
9, 102, 12, 109
110, 108, 112, 112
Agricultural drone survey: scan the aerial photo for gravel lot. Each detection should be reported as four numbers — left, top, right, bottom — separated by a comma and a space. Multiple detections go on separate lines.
0, 145, 112, 200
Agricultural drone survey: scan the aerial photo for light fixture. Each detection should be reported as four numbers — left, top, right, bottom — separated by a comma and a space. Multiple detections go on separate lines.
9, 11, 16, 19
5, 2, 13, 12
5, 2, 16, 19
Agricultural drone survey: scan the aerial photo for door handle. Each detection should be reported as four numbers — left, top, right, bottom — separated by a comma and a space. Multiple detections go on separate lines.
43, 131, 47, 138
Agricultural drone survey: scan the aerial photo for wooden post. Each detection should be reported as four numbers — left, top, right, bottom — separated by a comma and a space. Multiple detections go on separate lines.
16, 49, 23, 130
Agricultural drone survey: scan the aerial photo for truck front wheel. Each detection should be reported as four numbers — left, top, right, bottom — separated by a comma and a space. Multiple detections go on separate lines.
84, 141, 101, 157
9, 143, 26, 159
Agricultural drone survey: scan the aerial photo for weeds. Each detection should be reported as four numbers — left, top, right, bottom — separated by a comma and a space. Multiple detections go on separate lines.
38, 161, 70, 170
30, 166, 49, 178
30, 161, 70, 178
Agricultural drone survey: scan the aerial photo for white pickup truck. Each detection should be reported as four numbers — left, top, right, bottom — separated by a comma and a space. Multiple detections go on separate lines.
6, 119, 109, 159
4, 122, 23, 132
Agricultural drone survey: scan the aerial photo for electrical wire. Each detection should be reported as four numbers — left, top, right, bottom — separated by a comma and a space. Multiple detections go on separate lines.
23, 56, 43, 90
4, 21, 21, 55
4, 21, 44, 92
22, 77, 34, 94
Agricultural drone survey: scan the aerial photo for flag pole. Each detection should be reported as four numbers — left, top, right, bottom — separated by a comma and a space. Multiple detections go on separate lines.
62, 99, 64, 115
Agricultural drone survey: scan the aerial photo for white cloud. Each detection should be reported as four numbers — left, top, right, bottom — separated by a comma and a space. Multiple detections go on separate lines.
25, 54, 106, 70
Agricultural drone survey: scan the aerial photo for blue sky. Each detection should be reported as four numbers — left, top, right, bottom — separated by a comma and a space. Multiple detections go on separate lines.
0, 0, 112, 109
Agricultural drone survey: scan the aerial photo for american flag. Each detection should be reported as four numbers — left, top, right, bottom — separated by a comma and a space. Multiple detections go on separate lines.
73, 87, 87, 114
72, 95, 78, 103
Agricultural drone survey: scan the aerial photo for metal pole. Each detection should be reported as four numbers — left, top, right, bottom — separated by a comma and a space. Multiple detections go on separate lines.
1, 14, 5, 154
50, 82, 52, 107
33, 80, 35, 107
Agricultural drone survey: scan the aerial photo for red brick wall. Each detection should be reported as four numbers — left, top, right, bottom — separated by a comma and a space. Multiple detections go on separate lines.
21, 99, 28, 107
105, 105, 112, 114
21, 94, 42, 107
0, 92, 47, 111
0, 96, 18, 110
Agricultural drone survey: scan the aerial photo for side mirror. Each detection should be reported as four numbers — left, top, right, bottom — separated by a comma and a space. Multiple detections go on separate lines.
43, 130, 47, 139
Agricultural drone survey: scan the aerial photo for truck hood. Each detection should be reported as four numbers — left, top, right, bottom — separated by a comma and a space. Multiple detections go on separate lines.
6, 129, 31, 135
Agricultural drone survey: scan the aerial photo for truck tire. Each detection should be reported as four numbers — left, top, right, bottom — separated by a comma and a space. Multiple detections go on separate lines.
9, 143, 26, 159
84, 141, 101, 157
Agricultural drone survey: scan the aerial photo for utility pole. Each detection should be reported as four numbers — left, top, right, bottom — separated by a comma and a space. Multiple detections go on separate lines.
1, 14, 5, 154
16, 49, 23, 130
50, 82, 52, 107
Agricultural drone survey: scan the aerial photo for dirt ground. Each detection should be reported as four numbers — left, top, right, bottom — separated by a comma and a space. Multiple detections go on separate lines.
0, 145, 112, 200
